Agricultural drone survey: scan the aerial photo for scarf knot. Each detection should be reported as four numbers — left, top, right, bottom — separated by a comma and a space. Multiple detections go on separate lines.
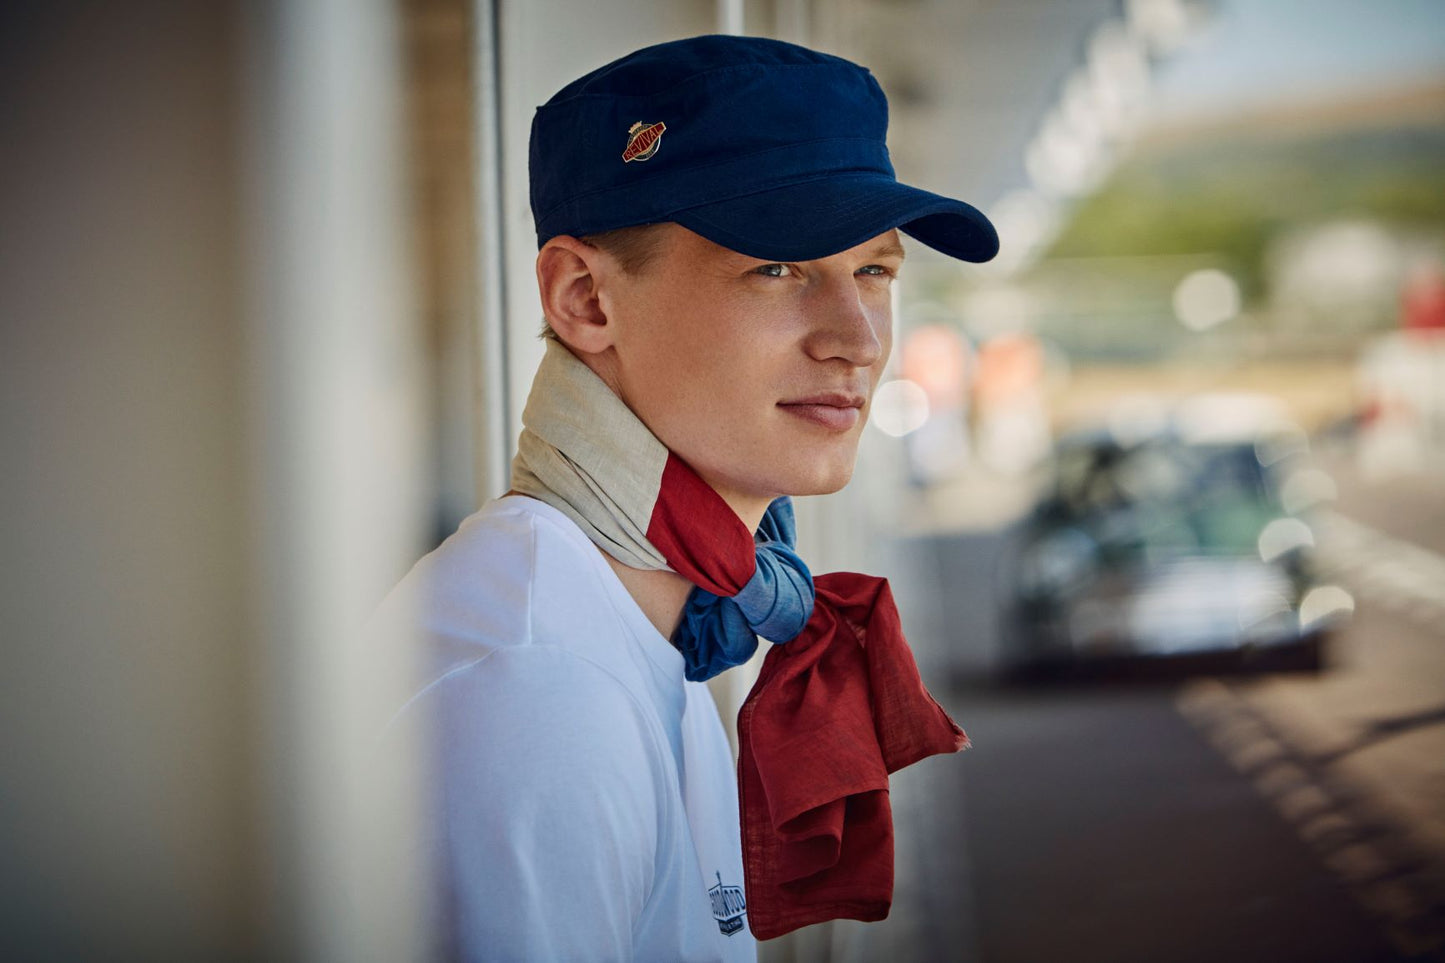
673, 497, 814, 682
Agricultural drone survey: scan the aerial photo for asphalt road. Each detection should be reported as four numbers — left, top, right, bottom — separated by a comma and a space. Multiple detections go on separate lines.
928, 680, 1400, 963
810, 449, 1445, 963
826, 673, 1412, 963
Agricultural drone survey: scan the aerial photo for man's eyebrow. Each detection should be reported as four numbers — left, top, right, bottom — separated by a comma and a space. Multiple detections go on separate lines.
863, 240, 907, 261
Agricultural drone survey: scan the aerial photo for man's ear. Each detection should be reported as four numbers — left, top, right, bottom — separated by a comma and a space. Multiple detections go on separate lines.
536, 236, 616, 355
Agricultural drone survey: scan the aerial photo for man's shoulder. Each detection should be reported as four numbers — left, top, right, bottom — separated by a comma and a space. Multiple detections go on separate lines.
373, 496, 670, 695
431, 493, 593, 583
376, 498, 685, 762
386, 495, 607, 641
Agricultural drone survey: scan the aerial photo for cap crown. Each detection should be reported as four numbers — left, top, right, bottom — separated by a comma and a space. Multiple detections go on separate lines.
529, 35, 894, 245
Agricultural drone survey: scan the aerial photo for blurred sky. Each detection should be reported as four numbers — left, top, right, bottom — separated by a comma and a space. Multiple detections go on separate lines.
1151, 0, 1445, 120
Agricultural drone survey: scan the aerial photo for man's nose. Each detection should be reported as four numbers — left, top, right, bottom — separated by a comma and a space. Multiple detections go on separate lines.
802, 275, 885, 368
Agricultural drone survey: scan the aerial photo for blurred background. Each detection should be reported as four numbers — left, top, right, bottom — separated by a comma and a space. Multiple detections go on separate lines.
2, 0, 1442, 960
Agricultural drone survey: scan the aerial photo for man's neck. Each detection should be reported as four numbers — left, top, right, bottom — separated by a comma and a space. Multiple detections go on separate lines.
598, 550, 695, 641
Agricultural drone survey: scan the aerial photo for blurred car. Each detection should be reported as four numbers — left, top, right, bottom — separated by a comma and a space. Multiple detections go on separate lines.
1000, 422, 1352, 679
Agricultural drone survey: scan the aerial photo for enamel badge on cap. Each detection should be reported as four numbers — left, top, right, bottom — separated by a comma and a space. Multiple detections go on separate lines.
622, 121, 666, 162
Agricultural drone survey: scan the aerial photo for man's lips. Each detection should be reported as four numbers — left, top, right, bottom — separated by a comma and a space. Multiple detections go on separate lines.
777, 391, 867, 431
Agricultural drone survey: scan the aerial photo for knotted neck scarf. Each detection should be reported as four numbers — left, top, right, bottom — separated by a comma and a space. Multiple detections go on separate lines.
512, 339, 969, 940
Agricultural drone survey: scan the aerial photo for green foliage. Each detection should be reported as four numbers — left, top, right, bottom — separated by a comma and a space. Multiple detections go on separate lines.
1044, 123, 1445, 301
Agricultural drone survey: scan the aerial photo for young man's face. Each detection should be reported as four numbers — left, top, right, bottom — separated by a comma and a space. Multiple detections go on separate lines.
598, 223, 901, 523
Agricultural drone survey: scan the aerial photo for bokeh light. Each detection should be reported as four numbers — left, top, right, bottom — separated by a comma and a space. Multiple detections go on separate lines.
1172, 267, 1241, 331
870, 379, 931, 437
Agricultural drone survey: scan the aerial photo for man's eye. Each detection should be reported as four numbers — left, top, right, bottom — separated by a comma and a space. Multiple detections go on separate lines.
857, 264, 894, 278
753, 263, 792, 278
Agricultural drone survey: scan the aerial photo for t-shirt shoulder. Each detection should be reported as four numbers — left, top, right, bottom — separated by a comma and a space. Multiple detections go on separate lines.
374, 495, 682, 716
383, 498, 589, 649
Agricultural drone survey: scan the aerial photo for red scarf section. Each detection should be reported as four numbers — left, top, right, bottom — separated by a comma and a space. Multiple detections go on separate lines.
647, 454, 969, 940
739, 575, 969, 939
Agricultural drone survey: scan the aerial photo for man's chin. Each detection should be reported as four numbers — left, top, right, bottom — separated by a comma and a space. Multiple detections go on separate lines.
786, 463, 857, 498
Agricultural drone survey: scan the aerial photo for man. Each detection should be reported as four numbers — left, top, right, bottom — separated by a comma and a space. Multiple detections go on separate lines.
380, 34, 996, 961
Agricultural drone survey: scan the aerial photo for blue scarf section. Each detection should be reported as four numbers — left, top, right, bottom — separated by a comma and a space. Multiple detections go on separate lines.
672, 497, 816, 682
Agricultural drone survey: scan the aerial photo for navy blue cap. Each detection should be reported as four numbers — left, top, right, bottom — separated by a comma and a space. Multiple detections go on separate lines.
529, 35, 998, 263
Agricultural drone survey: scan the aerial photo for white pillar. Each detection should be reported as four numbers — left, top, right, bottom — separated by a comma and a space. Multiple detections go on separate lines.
242, 0, 431, 959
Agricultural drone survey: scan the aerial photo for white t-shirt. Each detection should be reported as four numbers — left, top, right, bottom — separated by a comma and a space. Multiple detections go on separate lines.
381, 495, 756, 962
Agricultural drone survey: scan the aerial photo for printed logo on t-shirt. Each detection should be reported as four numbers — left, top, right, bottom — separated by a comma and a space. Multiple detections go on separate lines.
707, 871, 747, 936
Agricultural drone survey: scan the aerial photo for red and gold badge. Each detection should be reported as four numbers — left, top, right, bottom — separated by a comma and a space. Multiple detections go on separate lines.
622, 121, 667, 163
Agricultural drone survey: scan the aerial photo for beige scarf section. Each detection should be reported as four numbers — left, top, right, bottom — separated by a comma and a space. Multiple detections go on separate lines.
510, 338, 673, 572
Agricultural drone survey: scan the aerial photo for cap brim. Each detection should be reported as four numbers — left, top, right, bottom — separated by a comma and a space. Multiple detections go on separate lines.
669, 172, 999, 263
